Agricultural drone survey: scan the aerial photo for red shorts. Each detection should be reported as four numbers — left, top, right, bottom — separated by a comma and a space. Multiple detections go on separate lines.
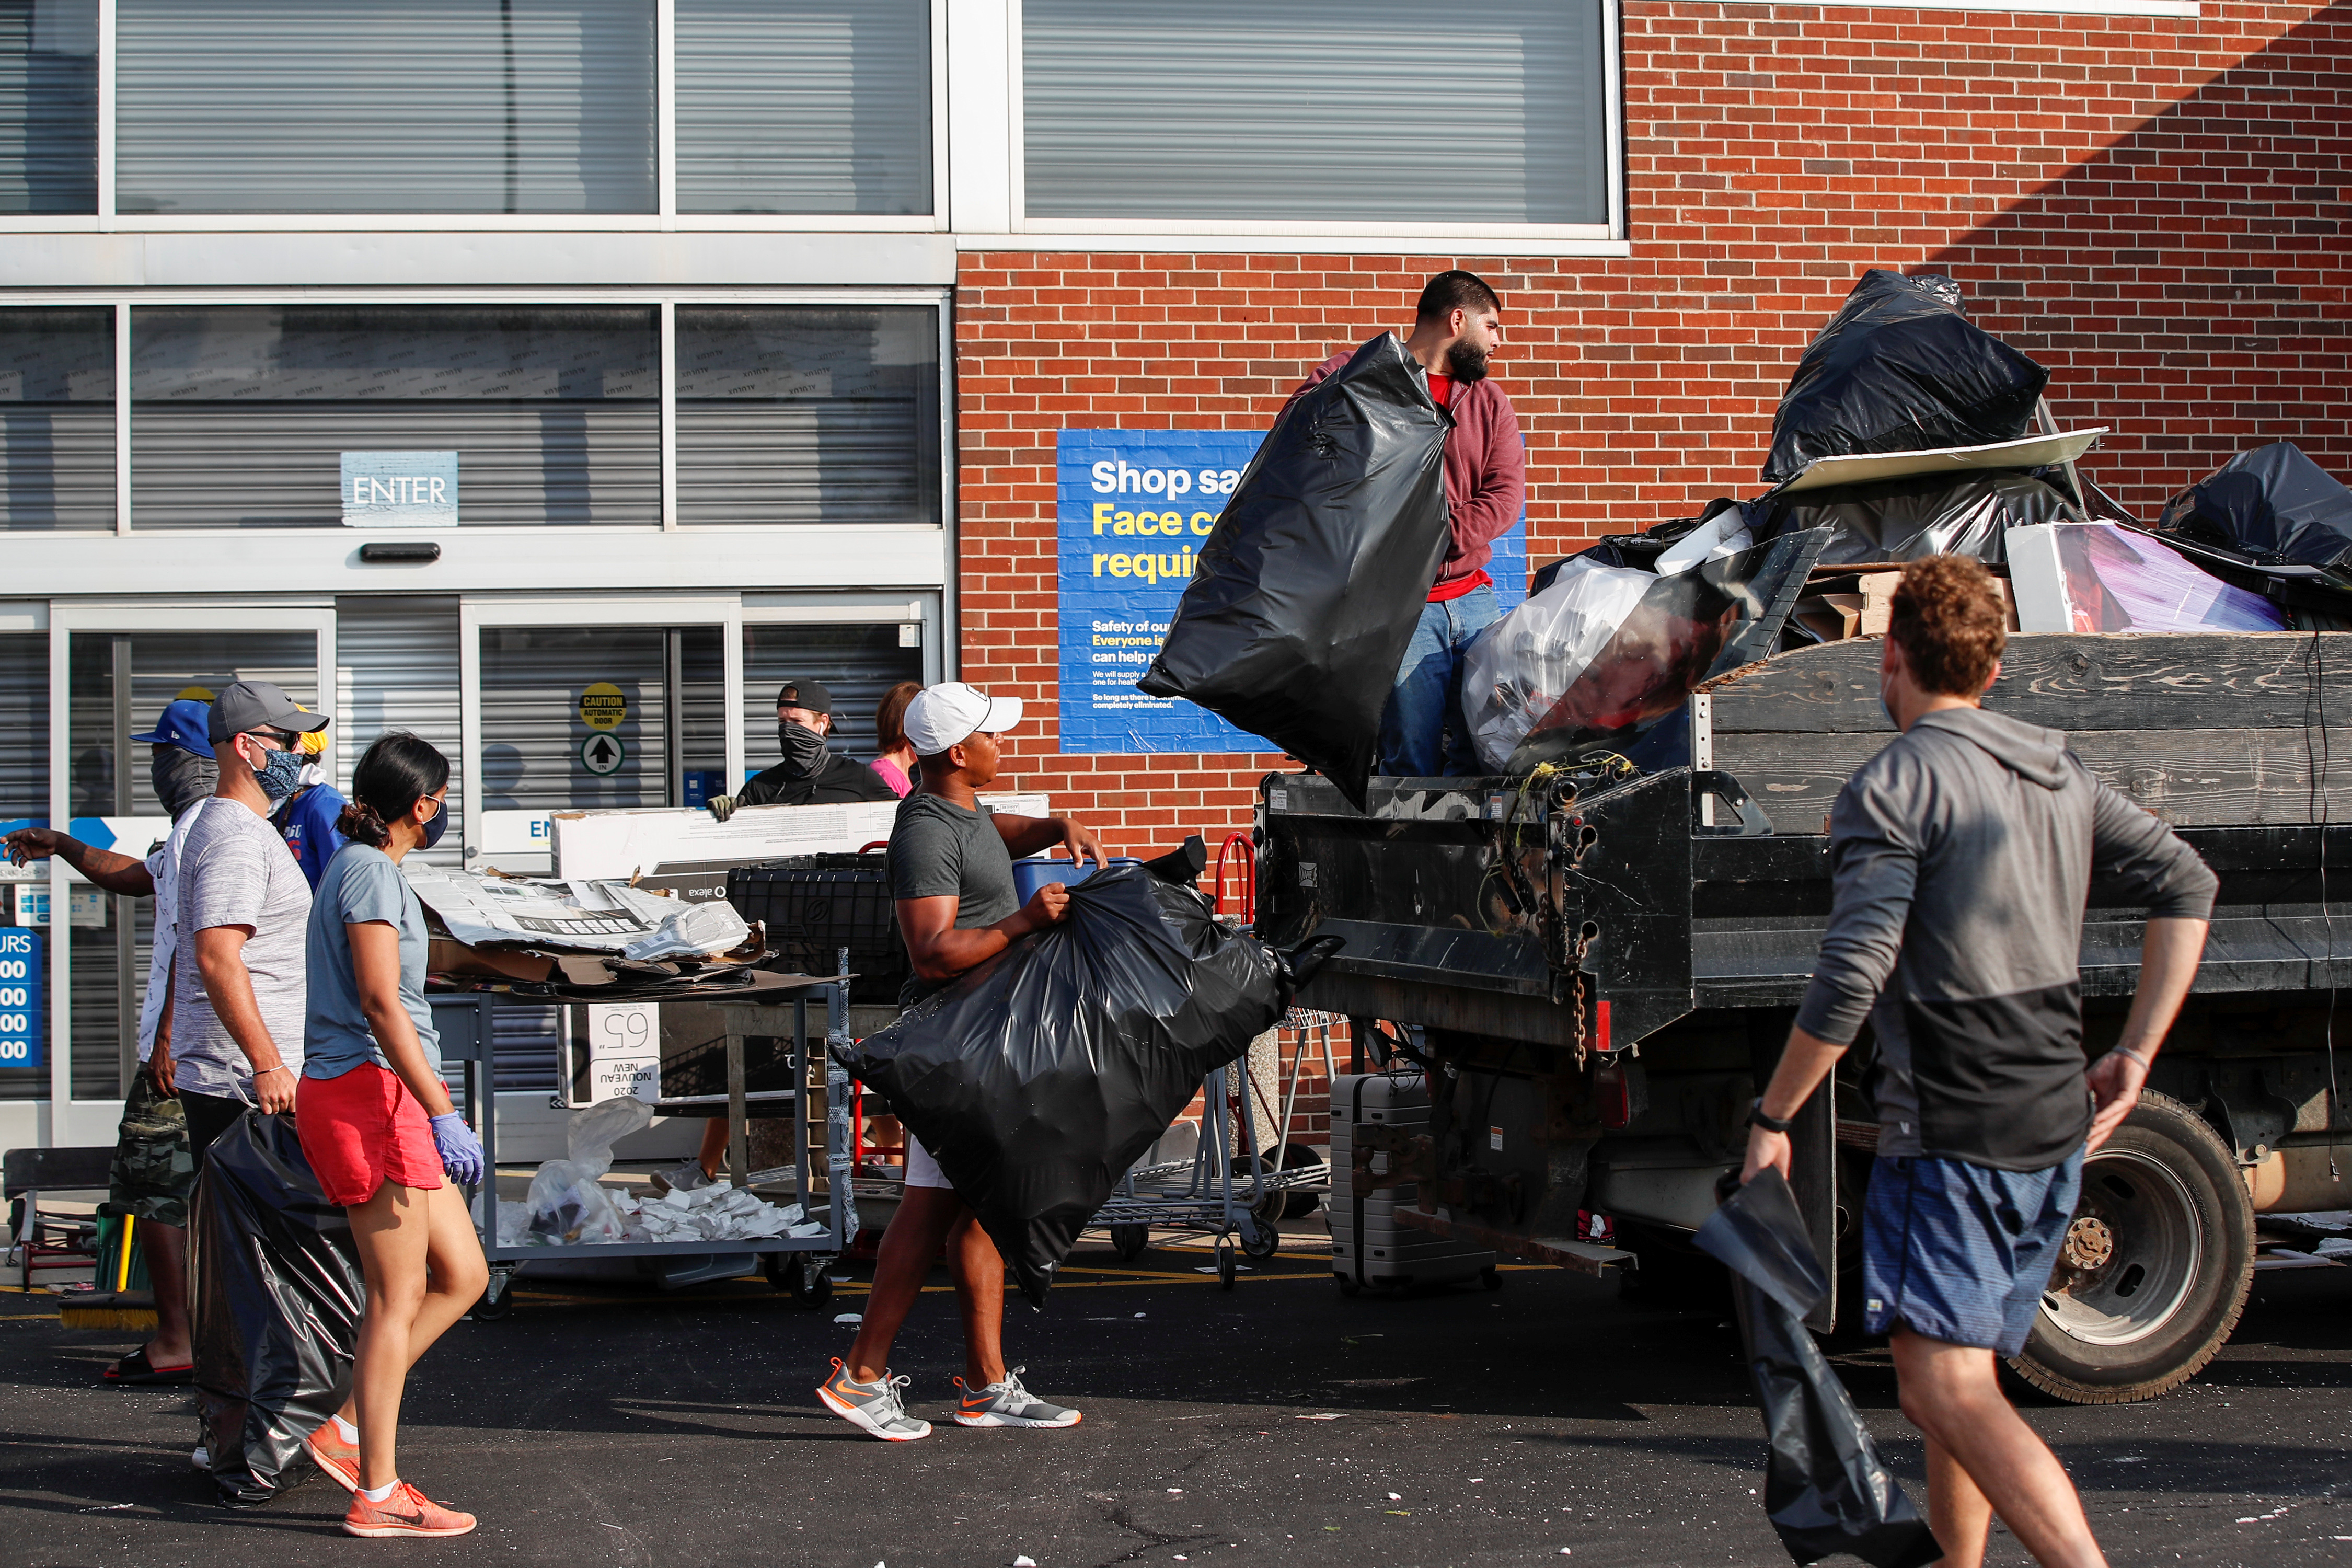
295, 1064, 444, 1207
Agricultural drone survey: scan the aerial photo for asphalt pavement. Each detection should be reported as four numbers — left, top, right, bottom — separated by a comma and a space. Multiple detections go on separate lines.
4, 1239, 2349, 1568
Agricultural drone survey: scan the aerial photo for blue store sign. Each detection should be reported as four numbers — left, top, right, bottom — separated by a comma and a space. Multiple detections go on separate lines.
1056, 429, 1525, 756
0, 928, 41, 1069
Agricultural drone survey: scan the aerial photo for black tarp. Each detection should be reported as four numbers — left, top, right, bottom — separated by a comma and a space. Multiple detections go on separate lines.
1695, 1170, 1941, 1568
833, 866, 1306, 1306
189, 1111, 365, 1508
2155, 442, 2352, 574
1754, 468, 2074, 567
1138, 333, 1451, 810
1763, 270, 2049, 486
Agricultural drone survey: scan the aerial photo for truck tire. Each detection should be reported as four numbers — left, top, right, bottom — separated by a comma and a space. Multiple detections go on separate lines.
2010, 1091, 2252, 1404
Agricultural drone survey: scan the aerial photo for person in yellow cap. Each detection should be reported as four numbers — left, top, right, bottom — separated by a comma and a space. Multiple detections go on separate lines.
272, 705, 351, 891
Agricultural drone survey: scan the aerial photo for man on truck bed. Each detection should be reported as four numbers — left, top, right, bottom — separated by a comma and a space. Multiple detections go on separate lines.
1740, 555, 2215, 1568
1294, 270, 1525, 778
817, 682, 1103, 1442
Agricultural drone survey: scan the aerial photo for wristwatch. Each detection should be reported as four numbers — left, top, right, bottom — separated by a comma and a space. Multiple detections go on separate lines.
1746, 1097, 1795, 1134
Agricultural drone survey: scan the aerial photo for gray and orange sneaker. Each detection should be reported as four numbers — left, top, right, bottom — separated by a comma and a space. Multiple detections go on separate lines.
343, 1482, 477, 1539
817, 1358, 932, 1442
305, 1421, 360, 1493
953, 1367, 1081, 1428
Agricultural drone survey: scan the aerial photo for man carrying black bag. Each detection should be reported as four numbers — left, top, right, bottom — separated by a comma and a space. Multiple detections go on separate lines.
817, 682, 1106, 1442
1741, 556, 2214, 1568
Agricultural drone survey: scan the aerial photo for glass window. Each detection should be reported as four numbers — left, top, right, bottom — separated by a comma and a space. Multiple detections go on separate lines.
676, 0, 930, 216
1023, 0, 1610, 226
114, 0, 655, 215
0, 307, 112, 531
130, 306, 660, 528
0, 0, 95, 213
741, 624, 921, 779
675, 307, 940, 526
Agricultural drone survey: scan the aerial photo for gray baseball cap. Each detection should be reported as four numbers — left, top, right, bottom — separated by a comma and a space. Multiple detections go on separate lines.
205, 679, 331, 745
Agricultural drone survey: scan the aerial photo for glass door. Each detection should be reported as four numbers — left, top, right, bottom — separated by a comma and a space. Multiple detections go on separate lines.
37, 604, 334, 1140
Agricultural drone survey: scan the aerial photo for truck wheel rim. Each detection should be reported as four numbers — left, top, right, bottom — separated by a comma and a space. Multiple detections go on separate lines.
2039, 1149, 2203, 1348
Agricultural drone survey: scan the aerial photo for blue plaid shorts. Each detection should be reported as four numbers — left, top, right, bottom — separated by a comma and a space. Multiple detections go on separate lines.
1861, 1149, 2083, 1356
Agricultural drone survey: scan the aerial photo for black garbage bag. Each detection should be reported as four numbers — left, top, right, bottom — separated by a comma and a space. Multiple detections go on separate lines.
1695, 1170, 1941, 1568
1139, 333, 1450, 810
1755, 468, 2074, 567
189, 1110, 365, 1508
1763, 270, 2049, 485
834, 866, 1315, 1306
2155, 442, 2352, 573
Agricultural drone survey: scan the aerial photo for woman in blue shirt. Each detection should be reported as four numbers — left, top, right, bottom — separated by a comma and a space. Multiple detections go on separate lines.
292, 733, 487, 1539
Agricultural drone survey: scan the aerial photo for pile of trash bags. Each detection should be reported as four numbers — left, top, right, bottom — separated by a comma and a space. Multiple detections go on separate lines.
836, 862, 1328, 1306
189, 1111, 365, 1508
1140, 331, 1452, 810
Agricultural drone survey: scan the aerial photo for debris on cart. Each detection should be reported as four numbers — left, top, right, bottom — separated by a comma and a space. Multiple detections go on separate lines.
409, 864, 748, 958
1140, 331, 1452, 810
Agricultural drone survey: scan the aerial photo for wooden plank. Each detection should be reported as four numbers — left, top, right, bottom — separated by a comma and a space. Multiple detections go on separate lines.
1717, 727, 2352, 832
1706, 631, 2352, 735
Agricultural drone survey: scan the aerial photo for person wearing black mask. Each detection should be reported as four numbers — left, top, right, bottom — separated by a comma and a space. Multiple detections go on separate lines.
705, 678, 896, 820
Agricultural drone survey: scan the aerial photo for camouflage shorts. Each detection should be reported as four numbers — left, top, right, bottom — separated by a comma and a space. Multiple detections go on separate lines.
105, 1063, 195, 1230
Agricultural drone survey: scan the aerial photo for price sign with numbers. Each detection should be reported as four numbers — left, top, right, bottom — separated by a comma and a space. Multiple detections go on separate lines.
0, 929, 42, 1069
582, 1002, 659, 1105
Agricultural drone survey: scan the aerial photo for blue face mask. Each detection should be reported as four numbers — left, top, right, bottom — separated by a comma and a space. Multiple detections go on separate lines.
421, 800, 448, 849
252, 747, 304, 805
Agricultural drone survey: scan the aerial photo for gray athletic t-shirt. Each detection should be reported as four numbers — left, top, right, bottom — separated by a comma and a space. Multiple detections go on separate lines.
303, 844, 440, 1081
890, 793, 1018, 1001
172, 797, 311, 1096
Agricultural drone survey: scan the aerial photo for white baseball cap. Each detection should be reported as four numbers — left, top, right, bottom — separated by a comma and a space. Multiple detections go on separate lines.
902, 682, 1024, 756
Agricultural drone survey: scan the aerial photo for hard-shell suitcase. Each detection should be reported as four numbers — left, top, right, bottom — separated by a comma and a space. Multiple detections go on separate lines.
1329, 1072, 1498, 1294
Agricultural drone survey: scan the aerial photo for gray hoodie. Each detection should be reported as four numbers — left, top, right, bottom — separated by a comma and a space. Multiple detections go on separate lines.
1795, 705, 2217, 1169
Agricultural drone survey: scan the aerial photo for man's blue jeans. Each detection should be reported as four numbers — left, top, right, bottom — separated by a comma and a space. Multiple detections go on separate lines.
1378, 584, 1500, 777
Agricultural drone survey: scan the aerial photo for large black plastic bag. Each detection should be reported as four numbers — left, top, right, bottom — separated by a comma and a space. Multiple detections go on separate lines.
189, 1111, 364, 1508
1763, 270, 2048, 485
835, 866, 1290, 1306
1139, 333, 1450, 809
1696, 1171, 1940, 1568
2156, 442, 2352, 574
1755, 468, 2074, 567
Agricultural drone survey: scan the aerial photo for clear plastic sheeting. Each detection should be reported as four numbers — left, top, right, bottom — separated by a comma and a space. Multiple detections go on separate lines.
2010, 523, 2287, 635
1763, 270, 2048, 486
621, 896, 750, 961
1754, 468, 2074, 568
524, 1094, 654, 1244
2155, 442, 2352, 576
1461, 558, 1737, 774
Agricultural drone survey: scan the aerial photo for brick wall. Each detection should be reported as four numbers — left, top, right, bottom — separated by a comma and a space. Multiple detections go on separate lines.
956, 1, 2349, 845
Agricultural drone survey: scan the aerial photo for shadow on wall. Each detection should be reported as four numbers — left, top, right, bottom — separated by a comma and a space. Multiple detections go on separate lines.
1930, 5, 2351, 516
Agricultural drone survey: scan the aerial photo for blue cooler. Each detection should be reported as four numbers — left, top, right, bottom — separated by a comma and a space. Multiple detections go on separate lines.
1010, 857, 1140, 902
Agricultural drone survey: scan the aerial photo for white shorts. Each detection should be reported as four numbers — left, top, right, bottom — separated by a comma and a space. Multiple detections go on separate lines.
903, 1130, 952, 1190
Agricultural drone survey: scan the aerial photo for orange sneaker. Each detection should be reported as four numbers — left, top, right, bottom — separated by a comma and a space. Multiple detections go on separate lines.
305, 1422, 360, 1494
343, 1481, 477, 1539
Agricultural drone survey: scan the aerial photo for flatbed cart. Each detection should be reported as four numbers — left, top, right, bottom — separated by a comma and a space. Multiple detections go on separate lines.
1084, 1060, 1323, 1288
430, 974, 861, 1319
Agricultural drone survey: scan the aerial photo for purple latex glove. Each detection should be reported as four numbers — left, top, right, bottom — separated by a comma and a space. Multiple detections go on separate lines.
430, 1112, 485, 1185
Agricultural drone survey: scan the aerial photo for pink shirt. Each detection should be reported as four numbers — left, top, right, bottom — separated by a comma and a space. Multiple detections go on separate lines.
870, 756, 913, 798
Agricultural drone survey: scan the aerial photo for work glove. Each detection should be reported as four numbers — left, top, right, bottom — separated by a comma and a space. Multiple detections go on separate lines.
430, 1112, 486, 1185
706, 794, 739, 823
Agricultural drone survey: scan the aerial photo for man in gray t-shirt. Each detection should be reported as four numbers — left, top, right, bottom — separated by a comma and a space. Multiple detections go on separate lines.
172, 679, 328, 1161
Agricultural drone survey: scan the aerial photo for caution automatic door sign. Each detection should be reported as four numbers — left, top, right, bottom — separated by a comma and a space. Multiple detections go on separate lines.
579, 681, 627, 730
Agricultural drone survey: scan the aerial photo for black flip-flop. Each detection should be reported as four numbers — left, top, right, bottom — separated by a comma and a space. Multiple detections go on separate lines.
103, 1348, 193, 1386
